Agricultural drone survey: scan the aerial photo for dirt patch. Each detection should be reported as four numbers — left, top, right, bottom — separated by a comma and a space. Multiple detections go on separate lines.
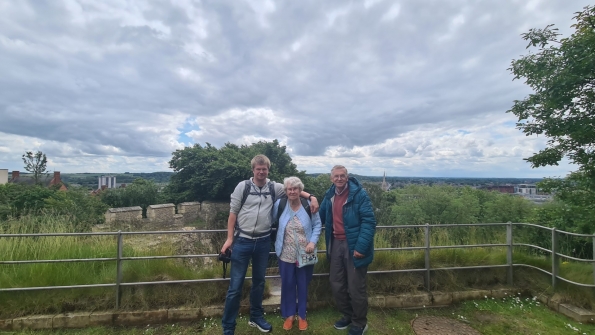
412, 316, 481, 335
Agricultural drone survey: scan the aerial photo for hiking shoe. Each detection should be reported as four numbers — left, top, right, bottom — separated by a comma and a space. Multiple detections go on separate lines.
348, 324, 368, 335
333, 317, 352, 330
298, 318, 308, 331
283, 317, 294, 330
249, 318, 273, 333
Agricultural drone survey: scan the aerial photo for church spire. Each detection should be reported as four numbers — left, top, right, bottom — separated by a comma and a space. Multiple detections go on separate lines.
381, 171, 389, 191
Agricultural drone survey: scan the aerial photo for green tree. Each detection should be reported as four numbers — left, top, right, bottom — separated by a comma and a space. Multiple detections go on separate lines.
22, 151, 48, 184
166, 140, 303, 202
508, 5, 595, 231
508, 6, 595, 172
100, 178, 162, 217
302, 174, 333, 199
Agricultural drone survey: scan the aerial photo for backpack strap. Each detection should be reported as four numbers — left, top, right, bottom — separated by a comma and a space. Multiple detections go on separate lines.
275, 196, 288, 227
300, 197, 312, 219
268, 181, 276, 205
235, 180, 277, 238
239, 180, 252, 210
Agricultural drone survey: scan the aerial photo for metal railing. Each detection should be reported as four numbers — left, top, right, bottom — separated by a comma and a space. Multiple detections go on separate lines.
1, 222, 594, 309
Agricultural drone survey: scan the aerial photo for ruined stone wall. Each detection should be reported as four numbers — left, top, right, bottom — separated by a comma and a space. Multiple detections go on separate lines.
144, 204, 184, 230
146, 203, 175, 222
102, 201, 230, 231
198, 201, 230, 229
177, 202, 201, 224
103, 206, 144, 231
105, 206, 143, 223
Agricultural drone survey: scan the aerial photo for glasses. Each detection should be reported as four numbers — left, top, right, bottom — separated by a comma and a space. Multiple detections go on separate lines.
332, 174, 347, 180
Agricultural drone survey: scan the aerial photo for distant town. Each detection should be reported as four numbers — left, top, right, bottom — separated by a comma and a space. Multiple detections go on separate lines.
0, 170, 552, 204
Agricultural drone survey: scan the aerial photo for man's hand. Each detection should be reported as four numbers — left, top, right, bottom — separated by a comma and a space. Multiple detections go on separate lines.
310, 196, 319, 213
305, 242, 316, 253
221, 238, 233, 254
353, 250, 365, 259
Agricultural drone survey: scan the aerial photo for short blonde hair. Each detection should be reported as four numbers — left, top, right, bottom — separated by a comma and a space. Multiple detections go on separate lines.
251, 154, 271, 169
283, 176, 304, 192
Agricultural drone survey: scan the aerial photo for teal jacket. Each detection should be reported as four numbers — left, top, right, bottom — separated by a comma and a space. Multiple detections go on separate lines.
320, 177, 377, 268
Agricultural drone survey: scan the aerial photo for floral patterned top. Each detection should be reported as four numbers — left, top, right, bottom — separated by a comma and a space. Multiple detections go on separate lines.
279, 209, 308, 264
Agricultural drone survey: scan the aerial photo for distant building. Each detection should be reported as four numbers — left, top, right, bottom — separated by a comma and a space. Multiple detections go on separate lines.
9, 171, 67, 190
98, 175, 117, 189
0, 169, 7, 185
515, 184, 538, 195
485, 185, 515, 194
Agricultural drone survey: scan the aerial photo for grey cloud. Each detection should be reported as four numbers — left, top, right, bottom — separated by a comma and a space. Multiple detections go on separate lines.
0, 0, 590, 175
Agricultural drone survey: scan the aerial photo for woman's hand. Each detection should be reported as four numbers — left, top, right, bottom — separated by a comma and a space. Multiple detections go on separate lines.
305, 242, 316, 253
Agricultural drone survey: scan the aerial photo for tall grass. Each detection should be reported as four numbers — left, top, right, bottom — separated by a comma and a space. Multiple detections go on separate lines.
0, 214, 227, 318
2, 216, 595, 318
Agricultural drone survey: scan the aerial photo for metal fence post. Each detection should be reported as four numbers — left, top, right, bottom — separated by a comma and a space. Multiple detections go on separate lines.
551, 228, 558, 289
592, 234, 595, 285
507, 222, 513, 286
116, 230, 123, 309
424, 223, 430, 291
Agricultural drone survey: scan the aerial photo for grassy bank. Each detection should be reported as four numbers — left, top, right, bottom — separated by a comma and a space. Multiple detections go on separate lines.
2, 215, 594, 318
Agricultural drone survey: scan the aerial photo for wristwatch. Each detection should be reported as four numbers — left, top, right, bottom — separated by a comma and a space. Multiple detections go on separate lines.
308, 195, 315, 201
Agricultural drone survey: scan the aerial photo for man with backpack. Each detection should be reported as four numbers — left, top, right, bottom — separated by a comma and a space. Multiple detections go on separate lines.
220, 154, 319, 335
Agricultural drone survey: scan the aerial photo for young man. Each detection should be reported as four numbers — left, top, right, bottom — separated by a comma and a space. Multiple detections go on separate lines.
220, 155, 318, 335
319, 165, 377, 335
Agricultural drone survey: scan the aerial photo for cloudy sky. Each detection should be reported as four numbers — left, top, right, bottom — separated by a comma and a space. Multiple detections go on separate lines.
0, 0, 589, 177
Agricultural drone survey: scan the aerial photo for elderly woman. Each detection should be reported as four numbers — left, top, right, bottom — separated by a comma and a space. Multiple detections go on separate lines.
273, 176, 322, 331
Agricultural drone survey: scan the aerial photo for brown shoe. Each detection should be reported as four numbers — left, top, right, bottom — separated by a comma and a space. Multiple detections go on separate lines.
298, 318, 308, 331
283, 317, 294, 330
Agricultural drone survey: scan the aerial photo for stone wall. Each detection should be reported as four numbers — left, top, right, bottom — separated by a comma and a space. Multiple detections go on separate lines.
102, 201, 229, 231
146, 203, 176, 222
177, 202, 201, 224
105, 206, 143, 223
198, 201, 230, 229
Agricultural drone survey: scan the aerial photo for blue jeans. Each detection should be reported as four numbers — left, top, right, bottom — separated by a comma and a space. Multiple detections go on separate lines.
221, 236, 271, 332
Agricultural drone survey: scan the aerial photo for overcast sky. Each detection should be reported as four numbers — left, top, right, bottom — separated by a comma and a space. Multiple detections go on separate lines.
0, 0, 590, 177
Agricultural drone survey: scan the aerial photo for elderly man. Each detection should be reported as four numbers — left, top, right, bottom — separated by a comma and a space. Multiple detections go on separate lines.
220, 154, 319, 335
319, 165, 377, 335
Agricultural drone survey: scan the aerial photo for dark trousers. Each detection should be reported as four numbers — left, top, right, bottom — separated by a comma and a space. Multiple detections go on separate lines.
279, 260, 314, 319
329, 238, 368, 328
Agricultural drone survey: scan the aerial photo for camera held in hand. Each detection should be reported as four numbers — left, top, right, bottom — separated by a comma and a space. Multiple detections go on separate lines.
218, 248, 231, 278
218, 248, 231, 263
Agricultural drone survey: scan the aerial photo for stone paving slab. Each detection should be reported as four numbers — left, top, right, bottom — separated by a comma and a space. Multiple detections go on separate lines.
559, 304, 595, 323
22, 315, 53, 330
89, 311, 113, 327
114, 310, 168, 326
53, 312, 90, 329
167, 308, 201, 322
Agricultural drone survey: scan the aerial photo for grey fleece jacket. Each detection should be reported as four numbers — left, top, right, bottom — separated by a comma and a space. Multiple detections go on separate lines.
229, 178, 285, 239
